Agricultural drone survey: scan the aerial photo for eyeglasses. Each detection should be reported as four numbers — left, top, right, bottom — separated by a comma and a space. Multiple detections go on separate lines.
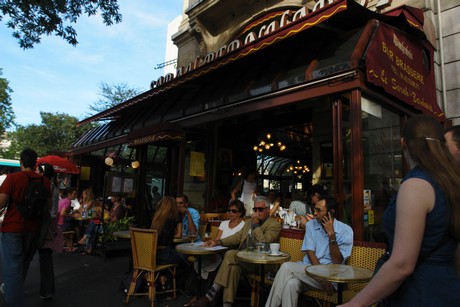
253, 207, 267, 212
314, 207, 328, 213
227, 209, 239, 213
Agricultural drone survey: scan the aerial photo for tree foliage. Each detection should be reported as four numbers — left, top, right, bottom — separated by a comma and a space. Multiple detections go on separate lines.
0, 0, 122, 49
88, 82, 143, 115
7, 111, 93, 158
0, 68, 15, 134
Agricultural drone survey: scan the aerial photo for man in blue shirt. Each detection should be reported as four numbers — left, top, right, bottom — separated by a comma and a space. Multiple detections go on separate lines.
176, 194, 201, 242
265, 196, 353, 307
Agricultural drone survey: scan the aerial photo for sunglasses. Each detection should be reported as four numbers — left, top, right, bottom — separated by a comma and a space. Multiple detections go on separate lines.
227, 209, 240, 213
253, 207, 267, 212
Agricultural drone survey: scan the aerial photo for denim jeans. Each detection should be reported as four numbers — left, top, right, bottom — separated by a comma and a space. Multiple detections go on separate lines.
0, 232, 39, 307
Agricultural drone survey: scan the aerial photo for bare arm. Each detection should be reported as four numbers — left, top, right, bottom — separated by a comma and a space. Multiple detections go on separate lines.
214, 229, 223, 241
230, 181, 242, 201
0, 194, 8, 210
269, 200, 280, 217
322, 212, 343, 264
174, 223, 182, 239
339, 178, 433, 307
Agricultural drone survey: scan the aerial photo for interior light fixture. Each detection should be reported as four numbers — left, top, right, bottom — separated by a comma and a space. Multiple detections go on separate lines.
286, 160, 310, 175
253, 133, 286, 153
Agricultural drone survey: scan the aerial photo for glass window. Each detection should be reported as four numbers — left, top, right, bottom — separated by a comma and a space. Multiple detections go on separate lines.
361, 98, 401, 242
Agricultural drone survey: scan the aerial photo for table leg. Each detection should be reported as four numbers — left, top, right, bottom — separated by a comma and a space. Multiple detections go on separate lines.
197, 255, 202, 294
258, 264, 266, 307
337, 283, 343, 304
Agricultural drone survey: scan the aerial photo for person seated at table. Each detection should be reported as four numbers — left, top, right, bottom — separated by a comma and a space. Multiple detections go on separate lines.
150, 196, 191, 291
57, 187, 78, 232
78, 196, 126, 254
176, 194, 201, 242
189, 195, 281, 307
77, 188, 95, 217
193, 200, 246, 284
265, 195, 353, 307
288, 190, 312, 218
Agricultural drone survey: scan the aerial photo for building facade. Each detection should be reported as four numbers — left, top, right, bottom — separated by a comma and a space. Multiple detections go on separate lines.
71, 0, 458, 241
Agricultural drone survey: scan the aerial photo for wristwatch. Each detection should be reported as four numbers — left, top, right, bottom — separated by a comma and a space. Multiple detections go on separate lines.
329, 240, 337, 245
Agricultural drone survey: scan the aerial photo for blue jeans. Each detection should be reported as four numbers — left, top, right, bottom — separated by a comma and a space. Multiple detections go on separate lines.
0, 232, 39, 307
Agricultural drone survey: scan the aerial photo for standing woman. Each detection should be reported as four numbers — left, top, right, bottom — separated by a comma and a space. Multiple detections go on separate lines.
340, 115, 460, 307
231, 169, 258, 217
37, 163, 61, 300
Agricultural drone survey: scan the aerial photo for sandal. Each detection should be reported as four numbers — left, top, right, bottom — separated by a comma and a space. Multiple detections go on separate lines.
184, 296, 198, 307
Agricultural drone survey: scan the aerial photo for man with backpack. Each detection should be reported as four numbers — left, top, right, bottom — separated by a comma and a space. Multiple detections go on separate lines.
0, 148, 51, 307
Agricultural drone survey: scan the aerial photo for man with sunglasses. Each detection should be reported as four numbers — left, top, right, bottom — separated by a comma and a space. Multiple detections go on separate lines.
265, 195, 353, 307
191, 196, 281, 307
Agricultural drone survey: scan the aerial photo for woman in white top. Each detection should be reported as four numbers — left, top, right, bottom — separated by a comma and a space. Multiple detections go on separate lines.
215, 200, 246, 240
193, 200, 245, 281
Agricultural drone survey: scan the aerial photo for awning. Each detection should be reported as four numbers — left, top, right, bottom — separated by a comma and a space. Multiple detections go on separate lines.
78, 0, 426, 126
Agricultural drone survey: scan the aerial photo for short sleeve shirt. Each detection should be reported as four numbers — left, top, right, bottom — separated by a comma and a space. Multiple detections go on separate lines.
0, 171, 51, 232
301, 218, 353, 264
182, 207, 201, 241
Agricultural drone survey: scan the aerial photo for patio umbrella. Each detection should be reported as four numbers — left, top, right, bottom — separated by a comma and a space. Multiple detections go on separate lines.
36, 155, 80, 174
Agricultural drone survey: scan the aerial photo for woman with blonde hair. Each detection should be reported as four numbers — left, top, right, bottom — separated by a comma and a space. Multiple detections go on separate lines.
340, 115, 460, 307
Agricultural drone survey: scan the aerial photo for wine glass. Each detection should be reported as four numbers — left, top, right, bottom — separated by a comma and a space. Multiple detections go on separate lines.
189, 234, 197, 246
204, 232, 211, 242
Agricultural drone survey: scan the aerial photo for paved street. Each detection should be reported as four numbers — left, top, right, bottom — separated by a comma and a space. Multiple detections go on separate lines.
0, 249, 192, 307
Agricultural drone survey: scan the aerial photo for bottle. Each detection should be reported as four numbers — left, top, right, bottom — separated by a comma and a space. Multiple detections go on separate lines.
246, 229, 255, 252
88, 208, 93, 218
82, 206, 87, 218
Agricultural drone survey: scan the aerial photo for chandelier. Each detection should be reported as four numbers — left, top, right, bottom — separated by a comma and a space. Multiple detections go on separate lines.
286, 160, 310, 174
253, 133, 286, 153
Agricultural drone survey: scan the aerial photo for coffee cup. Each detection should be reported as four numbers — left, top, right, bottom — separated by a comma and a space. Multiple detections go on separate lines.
269, 243, 280, 255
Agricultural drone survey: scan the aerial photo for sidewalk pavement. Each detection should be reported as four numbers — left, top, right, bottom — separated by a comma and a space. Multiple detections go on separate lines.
0, 249, 253, 307
0, 249, 189, 307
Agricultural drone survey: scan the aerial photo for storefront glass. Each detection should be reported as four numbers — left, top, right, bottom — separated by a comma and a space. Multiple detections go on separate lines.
361, 98, 401, 242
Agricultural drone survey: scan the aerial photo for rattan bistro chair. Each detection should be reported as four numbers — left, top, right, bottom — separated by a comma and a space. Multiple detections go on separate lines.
125, 228, 177, 307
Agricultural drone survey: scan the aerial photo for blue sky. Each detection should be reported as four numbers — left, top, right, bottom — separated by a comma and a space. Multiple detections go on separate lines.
0, 0, 183, 127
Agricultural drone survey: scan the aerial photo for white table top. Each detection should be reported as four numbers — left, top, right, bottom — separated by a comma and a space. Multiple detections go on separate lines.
175, 243, 228, 255
305, 264, 373, 283
236, 250, 291, 265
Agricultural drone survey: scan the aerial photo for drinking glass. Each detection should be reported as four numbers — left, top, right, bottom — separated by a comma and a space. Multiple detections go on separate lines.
189, 234, 197, 246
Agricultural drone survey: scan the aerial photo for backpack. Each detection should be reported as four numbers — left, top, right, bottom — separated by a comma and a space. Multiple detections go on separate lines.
17, 174, 48, 219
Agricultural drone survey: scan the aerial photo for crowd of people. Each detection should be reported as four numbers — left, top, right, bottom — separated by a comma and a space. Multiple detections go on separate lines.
0, 117, 459, 307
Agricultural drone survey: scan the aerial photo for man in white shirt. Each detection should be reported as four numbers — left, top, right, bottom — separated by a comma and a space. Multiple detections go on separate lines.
265, 196, 353, 307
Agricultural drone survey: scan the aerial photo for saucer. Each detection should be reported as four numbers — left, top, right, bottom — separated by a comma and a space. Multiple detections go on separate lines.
267, 251, 283, 256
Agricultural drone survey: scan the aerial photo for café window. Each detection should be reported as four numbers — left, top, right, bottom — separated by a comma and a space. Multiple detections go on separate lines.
361, 97, 401, 242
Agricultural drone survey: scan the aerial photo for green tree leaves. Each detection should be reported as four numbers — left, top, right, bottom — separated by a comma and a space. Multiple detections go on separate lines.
0, 68, 15, 134
0, 0, 122, 49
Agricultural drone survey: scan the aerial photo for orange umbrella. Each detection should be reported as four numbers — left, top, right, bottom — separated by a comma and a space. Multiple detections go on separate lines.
36, 155, 80, 174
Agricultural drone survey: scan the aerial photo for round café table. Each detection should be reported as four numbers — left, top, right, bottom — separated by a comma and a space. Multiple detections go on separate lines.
305, 264, 373, 304
236, 250, 290, 307
175, 243, 228, 293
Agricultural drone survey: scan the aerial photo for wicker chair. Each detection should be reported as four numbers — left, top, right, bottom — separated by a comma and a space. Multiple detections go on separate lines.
125, 227, 177, 307
303, 241, 386, 306
200, 213, 221, 221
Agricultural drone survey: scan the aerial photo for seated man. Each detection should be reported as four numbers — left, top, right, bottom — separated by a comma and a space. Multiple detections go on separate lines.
265, 195, 353, 307
191, 195, 281, 307
176, 194, 201, 242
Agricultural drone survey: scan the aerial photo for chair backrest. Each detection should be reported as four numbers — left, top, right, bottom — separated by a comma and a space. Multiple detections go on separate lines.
210, 225, 219, 240
198, 223, 207, 239
346, 241, 386, 292
200, 213, 221, 221
280, 236, 304, 262
129, 227, 158, 271
346, 241, 386, 270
